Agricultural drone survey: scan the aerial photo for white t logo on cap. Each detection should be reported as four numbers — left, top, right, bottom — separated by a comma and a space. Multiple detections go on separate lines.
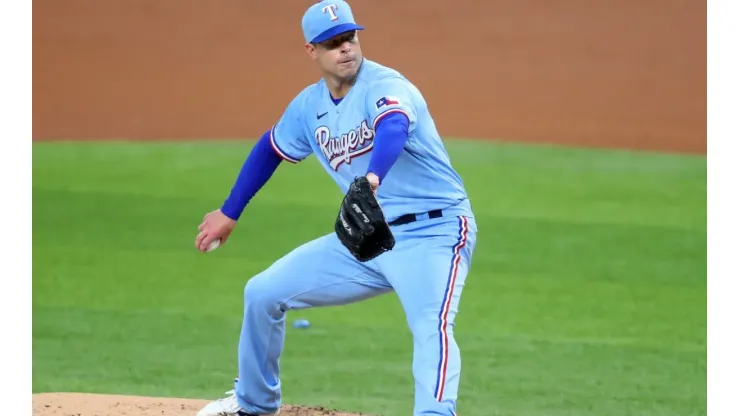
322, 4, 339, 21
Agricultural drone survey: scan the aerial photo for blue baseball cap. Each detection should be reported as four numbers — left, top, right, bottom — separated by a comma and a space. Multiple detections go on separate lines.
302, 0, 365, 44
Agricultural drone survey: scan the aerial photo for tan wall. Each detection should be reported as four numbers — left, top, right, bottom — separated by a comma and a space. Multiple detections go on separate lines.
33, 0, 706, 153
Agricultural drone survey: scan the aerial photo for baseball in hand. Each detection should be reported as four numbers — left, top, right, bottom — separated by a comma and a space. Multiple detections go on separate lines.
206, 239, 221, 252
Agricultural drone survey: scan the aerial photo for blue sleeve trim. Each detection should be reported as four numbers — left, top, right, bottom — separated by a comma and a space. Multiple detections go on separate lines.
269, 125, 302, 164
366, 112, 410, 184
220, 130, 283, 220
372, 108, 410, 130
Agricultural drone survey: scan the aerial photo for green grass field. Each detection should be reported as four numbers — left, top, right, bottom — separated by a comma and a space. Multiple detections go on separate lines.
32, 139, 707, 416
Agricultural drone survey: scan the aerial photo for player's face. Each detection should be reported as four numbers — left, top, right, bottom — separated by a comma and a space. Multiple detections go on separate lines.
306, 31, 362, 80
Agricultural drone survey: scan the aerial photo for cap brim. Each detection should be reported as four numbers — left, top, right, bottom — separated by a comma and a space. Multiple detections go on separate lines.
311, 23, 365, 44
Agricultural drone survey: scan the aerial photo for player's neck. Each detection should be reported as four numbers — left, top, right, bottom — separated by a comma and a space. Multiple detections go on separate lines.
325, 75, 356, 100
324, 60, 362, 100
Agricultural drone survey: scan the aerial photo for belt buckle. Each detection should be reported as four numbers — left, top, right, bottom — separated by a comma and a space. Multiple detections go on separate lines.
415, 212, 431, 222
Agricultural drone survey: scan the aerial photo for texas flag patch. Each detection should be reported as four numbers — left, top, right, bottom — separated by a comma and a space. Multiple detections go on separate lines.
375, 96, 401, 109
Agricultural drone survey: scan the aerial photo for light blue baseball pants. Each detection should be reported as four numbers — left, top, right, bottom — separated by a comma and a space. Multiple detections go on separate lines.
234, 214, 477, 416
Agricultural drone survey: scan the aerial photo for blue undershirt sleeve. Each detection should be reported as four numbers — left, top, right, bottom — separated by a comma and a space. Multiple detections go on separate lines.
220, 130, 283, 221
366, 112, 410, 184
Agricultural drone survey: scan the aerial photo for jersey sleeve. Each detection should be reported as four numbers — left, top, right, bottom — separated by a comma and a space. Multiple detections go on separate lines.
365, 77, 417, 131
269, 89, 313, 164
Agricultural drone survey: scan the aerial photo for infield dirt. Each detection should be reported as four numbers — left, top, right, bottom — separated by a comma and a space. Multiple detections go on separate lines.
32, 393, 373, 416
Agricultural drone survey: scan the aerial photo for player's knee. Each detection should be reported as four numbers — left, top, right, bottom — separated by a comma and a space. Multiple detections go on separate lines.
243, 273, 282, 316
408, 316, 456, 341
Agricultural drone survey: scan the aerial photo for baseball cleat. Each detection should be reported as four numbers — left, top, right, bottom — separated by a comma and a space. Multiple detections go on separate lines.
196, 389, 279, 416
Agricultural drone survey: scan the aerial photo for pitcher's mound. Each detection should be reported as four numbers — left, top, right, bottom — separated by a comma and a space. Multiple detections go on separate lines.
33, 393, 370, 416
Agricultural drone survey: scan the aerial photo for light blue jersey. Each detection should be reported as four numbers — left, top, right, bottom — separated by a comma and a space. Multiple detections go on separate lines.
269, 59, 474, 222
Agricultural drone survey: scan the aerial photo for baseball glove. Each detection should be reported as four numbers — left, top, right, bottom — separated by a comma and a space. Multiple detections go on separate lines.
335, 176, 396, 262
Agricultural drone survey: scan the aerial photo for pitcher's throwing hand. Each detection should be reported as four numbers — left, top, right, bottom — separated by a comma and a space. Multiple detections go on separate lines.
195, 209, 236, 253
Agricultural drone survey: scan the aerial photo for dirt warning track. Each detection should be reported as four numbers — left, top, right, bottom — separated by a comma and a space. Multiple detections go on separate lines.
33, 0, 705, 153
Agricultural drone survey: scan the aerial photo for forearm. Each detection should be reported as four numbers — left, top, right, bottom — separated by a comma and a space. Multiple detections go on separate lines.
220, 130, 283, 220
366, 112, 410, 184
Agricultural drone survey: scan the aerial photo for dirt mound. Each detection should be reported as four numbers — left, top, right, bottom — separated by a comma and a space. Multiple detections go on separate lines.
32, 393, 370, 416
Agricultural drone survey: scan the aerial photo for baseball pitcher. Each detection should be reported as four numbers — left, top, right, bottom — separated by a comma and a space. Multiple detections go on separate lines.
195, 1, 477, 415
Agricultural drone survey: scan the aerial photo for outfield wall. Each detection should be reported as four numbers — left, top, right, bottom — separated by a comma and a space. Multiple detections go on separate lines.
33, 0, 706, 154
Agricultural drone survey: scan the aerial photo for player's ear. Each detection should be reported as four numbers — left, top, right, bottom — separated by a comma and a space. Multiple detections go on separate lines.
305, 43, 318, 60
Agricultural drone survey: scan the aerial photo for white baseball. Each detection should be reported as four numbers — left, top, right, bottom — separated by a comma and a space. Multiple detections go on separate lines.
206, 239, 221, 252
